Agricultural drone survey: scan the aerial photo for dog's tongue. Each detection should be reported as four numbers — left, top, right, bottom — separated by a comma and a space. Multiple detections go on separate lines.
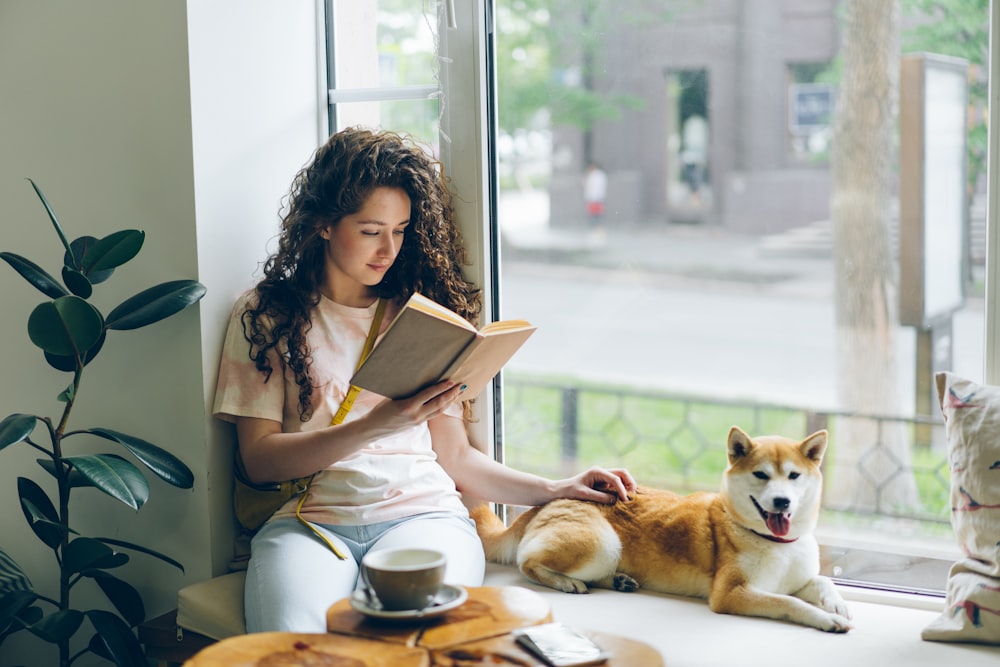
766, 512, 791, 537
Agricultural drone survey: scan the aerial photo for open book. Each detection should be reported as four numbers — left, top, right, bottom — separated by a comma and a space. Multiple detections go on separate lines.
350, 292, 537, 400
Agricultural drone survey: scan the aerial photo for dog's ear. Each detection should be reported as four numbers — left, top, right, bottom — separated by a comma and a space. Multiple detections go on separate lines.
727, 426, 755, 463
800, 430, 828, 463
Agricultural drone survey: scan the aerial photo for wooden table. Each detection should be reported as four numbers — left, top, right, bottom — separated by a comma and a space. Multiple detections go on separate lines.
184, 586, 663, 666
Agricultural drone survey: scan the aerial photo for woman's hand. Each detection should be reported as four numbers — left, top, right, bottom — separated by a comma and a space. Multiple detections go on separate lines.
553, 466, 637, 504
363, 380, 466, 437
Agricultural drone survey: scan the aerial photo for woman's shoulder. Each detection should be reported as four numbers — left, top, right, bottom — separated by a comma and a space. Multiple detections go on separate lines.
226, 288, 259, 316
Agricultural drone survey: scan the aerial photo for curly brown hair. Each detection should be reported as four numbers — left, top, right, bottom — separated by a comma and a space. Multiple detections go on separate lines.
242, 127, 482, 421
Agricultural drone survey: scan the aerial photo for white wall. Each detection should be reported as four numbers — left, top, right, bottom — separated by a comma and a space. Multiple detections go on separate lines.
0, 1, 323, 664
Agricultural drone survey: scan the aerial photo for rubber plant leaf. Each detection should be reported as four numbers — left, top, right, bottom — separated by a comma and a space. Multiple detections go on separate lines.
45, 329, 106, 373
82, 428, 194, 489
84, 571, 144, 628
20, 498, 71, 549
63, 454, 149, 511
0, 252, 68, 299
36, 458, 94, 489
17, 477, 63, 549
104, 279, 206, 331
63, 537, 118, 575
27, 296, 103, 358
0, 414, 37, 451
93, 537, 185, 573
82, 229, 144, 274
61, 265, 93, 298
26, 179, 77, 269
68, 236, 115, 284
26, 609, 84, 643
0, 591, 37, 636
86, 609, 147, 666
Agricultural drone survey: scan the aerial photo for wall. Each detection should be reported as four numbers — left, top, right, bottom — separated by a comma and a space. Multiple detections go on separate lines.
0, 1, 323, 664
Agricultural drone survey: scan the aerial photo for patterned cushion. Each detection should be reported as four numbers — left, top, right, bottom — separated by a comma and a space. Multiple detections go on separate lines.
921, 372, 1000, 645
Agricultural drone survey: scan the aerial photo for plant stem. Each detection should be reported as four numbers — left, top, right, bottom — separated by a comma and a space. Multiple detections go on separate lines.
55, 367, 81, 667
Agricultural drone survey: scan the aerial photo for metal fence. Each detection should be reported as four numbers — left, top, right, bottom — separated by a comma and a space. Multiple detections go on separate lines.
501, 376, 952, 528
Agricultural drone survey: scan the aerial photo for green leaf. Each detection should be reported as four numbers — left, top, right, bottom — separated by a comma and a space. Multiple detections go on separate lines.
93, 537, 185, 573
63, 538, 115, 575
17, 477, 63, 549
105, 279, 206, 331
61, 265, 93, 299
27, 296, 103, 358
0, 414, 37, 451
44, 330, 106, 372
36, 458, 92, 488
0, 252, 68, 299
64, 454, 149, 510
20, 499, 71, 548
86, 609, 147, 666
68, 236, 113, 284
57, 381, 75, 403
82, 428, 194, 489
85, 571, 144, 627
26, 179, 77, 268
0, 591, 38, 635
27, 608, 84, 643
83, 230, 144, 274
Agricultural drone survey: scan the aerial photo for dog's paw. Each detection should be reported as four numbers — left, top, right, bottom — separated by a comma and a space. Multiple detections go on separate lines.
820, 612, 852, 633
560, 578, 590, 594
612, 573, 640, 593
816, 589, 851, 620
822, 597, 851, 620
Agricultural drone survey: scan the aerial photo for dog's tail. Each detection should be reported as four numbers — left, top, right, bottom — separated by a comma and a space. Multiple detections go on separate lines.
468, 504, 540, 565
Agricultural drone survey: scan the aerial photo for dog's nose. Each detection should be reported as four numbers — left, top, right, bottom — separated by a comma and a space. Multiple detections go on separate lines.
772, 497, 791, 511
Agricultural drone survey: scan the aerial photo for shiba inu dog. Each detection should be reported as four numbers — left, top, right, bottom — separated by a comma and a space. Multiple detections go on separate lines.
471, 426, 852, 632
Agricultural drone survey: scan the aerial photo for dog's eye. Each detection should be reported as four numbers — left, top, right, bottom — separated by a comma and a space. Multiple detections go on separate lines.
753, 471, 769, 480
788, 472, 800, 480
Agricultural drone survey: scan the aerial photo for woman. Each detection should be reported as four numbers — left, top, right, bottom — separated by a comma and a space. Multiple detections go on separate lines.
213, 127, 636, 632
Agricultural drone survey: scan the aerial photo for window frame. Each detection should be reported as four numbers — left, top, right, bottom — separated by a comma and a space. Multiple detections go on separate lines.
324, 0, 501, 453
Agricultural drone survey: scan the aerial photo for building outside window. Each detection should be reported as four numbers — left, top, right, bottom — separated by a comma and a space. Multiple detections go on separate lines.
328, 0, 993, 597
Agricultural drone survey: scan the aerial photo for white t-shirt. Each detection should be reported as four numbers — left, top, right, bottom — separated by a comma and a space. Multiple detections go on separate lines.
213, 290, 467, 526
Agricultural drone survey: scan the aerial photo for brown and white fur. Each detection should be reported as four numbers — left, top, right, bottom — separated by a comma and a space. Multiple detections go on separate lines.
471, 426, 851, 632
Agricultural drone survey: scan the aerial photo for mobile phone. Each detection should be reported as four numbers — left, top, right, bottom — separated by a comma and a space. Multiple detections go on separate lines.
512, 622, 611, 667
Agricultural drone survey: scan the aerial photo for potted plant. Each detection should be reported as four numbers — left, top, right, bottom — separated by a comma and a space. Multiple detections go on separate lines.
0, 179, 204, 666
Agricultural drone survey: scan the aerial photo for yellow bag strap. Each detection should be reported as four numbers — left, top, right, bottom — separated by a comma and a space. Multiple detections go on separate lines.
295, 297, 387, 559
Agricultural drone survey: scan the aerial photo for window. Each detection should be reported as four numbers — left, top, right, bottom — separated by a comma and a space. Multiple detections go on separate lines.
327, 0, 994, 597
325, 0, 442, 142
787, 62, 835, 163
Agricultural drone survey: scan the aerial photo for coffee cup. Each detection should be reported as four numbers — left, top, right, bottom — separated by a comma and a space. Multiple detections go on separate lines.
360, 548, 447, 611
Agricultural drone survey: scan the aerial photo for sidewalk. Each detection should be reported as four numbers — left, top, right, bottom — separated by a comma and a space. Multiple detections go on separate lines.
498, 189, 834, 294
497, 188, 984, 298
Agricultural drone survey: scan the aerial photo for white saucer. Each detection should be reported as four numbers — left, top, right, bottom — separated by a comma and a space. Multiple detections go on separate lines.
349, 584, 468, 621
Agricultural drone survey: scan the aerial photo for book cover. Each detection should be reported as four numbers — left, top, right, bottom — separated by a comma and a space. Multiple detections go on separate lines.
350, 292, 536, 400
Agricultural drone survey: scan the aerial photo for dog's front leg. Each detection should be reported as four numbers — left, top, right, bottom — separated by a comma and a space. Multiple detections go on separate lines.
709, 583, 852, 633
793, 576, 851, 620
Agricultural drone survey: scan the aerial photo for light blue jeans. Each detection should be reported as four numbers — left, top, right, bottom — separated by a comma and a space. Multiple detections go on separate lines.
244, 512, 486, 632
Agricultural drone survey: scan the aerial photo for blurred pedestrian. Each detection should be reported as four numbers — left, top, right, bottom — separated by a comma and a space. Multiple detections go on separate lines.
584, 162, 608, 230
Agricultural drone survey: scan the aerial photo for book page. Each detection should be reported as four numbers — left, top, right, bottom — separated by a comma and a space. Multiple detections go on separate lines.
480, 319, 533, 334
405, 292, 476, 331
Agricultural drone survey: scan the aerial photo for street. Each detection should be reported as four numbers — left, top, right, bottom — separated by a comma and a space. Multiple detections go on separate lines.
497, 226, 985, 414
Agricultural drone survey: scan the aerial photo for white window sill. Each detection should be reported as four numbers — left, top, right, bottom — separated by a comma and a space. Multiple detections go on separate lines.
483, 563, 1000, 666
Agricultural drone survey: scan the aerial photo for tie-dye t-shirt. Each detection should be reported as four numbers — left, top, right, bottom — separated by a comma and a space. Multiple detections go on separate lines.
213, 290, 467, 526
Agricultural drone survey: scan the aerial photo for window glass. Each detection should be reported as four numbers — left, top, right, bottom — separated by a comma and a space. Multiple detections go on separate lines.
328, 0, 441, 141
494, 0, 989, 595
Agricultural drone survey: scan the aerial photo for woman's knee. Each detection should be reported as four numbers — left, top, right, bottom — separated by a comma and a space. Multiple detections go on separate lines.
373, 514, 486, 586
